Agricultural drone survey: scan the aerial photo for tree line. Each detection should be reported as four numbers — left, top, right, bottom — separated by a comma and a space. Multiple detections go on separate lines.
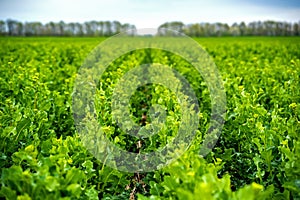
0, 19, 136, 36
158, 21, 300, 36
0, 19, 299, 37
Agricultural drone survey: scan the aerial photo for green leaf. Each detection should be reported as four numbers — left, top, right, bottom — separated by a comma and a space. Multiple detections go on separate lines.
16, 118, 31, 135
45, 176, 60, 192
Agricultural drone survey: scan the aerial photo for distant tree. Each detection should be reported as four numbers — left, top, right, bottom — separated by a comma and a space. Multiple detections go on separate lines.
2, 19, 299, 37
97, 21, 104, 36
120, 24, 136, 36
16, 22, 23, 35
121, 23, 130, 31
170, 21, 185, 33
264, 21, 276, 36
103, 21, 112, 36
47, 22, 56, 35
129, 24, 137, 35
24, 22, 33, 36
293, 22, 300, 36
24, 22, 43, 36
215, 22, 222, 36
58, 21, 65, 36
112, 21, 121, 35
84, 22, 92, 36
214, 23, 230, 36
158, 21, 184, 36
184, 23, 203, 37
6, 19, 18, 36
157, 20, 300, 37
204, 23, 214, 36
75, 22, 84, 36
239, 22, 247, 36
66, 22, 76, 36
0, 20, 6, 35
89, 20, 98, 36
230, 22, 240, 36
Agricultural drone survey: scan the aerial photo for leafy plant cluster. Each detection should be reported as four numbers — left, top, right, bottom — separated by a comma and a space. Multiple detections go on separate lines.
0, 37, 299, 199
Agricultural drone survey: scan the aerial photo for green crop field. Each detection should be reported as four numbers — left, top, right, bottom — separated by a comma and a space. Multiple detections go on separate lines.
0, 37, 300, 199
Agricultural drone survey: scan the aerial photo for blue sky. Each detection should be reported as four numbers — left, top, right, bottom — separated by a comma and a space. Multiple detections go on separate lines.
0, 0, 299, 28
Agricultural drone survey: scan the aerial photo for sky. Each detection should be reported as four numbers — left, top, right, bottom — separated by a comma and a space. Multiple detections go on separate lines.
0, 0, 299, 29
